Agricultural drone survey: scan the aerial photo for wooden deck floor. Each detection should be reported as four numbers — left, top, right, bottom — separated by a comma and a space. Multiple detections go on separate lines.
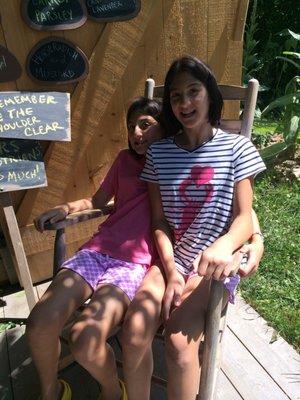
0, 283, 299, 400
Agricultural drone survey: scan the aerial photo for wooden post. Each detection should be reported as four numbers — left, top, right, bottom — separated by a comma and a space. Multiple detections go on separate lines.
144, 78, 155, 99
198, 279, 224, 400
241, 79, 259, 138
0, 192, 37, 311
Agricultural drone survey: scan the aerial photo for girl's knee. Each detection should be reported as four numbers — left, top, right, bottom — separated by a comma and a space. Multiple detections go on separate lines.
69, 319, 106, 364
121, 312, 154, 351
26, 302, 58, 339
165, 332, 198, 369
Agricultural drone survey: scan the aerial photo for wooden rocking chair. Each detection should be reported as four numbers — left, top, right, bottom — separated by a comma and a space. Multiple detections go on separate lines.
42, 77, 259, 399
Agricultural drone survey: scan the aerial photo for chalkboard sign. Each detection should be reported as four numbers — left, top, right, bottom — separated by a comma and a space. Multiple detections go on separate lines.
0, 92, 70, 141
21, 0, 87, 30
0, 139, 47, 192
86, 0, 141, 22
26, 37, 89, 84
0, 45, 22, 83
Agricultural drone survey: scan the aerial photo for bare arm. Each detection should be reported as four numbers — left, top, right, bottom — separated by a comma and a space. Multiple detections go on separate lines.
34, 187, 112, 232
148, 182, 185, 320
197, 177, 254, 280
238, 209, 264, 277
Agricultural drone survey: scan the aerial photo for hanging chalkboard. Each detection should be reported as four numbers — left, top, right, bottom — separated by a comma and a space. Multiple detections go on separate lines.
0, 139, 47, 192
0, 45, 22, 83
26, 37, 89, 84
21, 0, 87, 30
0, 92, 70, 141
86, 0, 141, 22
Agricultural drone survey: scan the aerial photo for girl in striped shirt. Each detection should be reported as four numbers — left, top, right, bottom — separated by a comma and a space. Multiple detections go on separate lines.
141, 55, 266, 400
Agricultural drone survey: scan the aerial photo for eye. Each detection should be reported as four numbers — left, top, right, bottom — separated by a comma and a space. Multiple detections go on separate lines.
139, 120, 151, 130
170, 92, 180, 102
189, 87, 200, 96
127, 123, 135, 132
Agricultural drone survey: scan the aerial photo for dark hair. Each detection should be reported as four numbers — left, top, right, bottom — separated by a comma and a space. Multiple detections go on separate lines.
126, 97, 162, 157
162, 55, 223, 135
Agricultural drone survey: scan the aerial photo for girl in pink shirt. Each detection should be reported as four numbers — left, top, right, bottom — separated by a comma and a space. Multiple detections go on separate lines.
26, 97, 163, 400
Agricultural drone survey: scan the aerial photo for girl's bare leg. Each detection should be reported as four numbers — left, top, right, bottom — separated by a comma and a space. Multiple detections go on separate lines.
165, 276, 210, 400
69, 284, 130, 400
26, 269, 92, 400
121, 265, 166, 400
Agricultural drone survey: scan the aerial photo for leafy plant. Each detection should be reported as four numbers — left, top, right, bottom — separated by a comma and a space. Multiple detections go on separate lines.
242, 0, 261, 84
243, 2, 299, 110
259, 30, 299, 162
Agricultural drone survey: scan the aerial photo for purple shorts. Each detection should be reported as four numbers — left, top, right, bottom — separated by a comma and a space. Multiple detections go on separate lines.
185, 271, 241, 304
60, 249, 149, 301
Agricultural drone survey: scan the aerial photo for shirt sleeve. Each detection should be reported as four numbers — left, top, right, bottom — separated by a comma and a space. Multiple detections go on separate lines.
233, 136, 266, 182
140, 146, 158, 183
99, 151, 121, 196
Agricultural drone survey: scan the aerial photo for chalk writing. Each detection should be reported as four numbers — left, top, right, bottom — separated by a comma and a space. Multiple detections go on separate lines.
0, 92, 70, 141
27, 38, 88, 83
0, 55, 6, 71
86, 0, 140, 21
0, 139, 47, 192
22, 0, 87, 30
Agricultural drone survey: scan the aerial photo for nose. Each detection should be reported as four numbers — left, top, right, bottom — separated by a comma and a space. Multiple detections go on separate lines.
179, 93, 190, 108
134, 125, 143, 140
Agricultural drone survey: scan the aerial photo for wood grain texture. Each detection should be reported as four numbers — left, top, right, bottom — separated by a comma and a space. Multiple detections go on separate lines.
222, 329, 289, 400
0, 0, 247, 282
0, 331, 13, 399
17, 0, 157, 225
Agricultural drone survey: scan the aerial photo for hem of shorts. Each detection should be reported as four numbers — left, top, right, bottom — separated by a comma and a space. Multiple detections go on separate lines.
96, 282, 132, 302
78, 247, 151, 268
60, 267, 134, 302
59, 267, 95, 293
175, 266, 237, 304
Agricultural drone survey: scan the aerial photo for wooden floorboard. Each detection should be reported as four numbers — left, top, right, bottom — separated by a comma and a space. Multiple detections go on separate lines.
222, 328, 288, 400
227, 296, 300, 400
0, 286, 299, 399
0, 330, 13, 400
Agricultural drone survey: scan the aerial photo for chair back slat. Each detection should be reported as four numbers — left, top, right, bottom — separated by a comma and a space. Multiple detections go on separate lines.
219, 119, 242, 134
144, 78, 155, 99
146, 78, 259, 139
218, 85, 247, 100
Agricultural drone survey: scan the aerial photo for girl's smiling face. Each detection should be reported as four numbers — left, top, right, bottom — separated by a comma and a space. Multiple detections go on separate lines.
169, 72, 210, 131
127, 113, 162, 155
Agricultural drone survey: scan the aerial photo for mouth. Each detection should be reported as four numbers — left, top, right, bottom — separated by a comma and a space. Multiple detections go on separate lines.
134, 139, 147, 146
180, 110, 196, 119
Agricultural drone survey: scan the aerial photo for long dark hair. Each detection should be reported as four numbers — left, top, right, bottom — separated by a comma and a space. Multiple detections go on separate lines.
162, 55, 223, 136
127, 97, 162, 157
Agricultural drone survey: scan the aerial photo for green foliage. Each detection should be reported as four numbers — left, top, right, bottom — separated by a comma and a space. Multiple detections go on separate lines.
240, 168, 300, 351
251, 120, 275, 148
242, 0, 261, 84
0, 322, 17, 331
259, 37, 300, 162
243, 1, 300, 109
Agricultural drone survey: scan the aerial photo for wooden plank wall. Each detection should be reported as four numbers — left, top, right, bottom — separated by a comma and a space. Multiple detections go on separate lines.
0, 0, 249, 284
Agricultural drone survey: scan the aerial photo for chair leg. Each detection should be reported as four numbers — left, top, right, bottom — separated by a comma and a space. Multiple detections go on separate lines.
53, 228, 66, 275
198, 280, 224, 400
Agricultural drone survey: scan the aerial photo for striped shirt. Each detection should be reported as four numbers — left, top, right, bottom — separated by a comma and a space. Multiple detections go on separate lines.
141, 129, 266, 275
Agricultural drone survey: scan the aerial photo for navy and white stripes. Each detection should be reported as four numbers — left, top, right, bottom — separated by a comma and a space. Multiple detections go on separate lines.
141, 129, 266, 275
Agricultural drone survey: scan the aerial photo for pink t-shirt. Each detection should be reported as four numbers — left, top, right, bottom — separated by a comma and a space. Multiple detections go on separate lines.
81, 150, 157, 266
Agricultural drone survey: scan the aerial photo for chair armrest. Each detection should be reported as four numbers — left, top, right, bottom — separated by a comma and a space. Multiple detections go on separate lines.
43, 202, 114, 231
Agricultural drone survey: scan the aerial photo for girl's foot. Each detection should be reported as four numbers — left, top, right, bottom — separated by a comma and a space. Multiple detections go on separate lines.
58, 379, 72, 400
119, 380, 128, 400
99, 379, 127, 400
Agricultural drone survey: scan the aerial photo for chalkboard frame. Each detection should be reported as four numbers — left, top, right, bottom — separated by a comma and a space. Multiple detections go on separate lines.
0, 45, 22, 83
86, 0, 141, 22
0, 91, 71, 141
26, 37, 89, 85
0, 139, 47, 192
21, 0, 88, 31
